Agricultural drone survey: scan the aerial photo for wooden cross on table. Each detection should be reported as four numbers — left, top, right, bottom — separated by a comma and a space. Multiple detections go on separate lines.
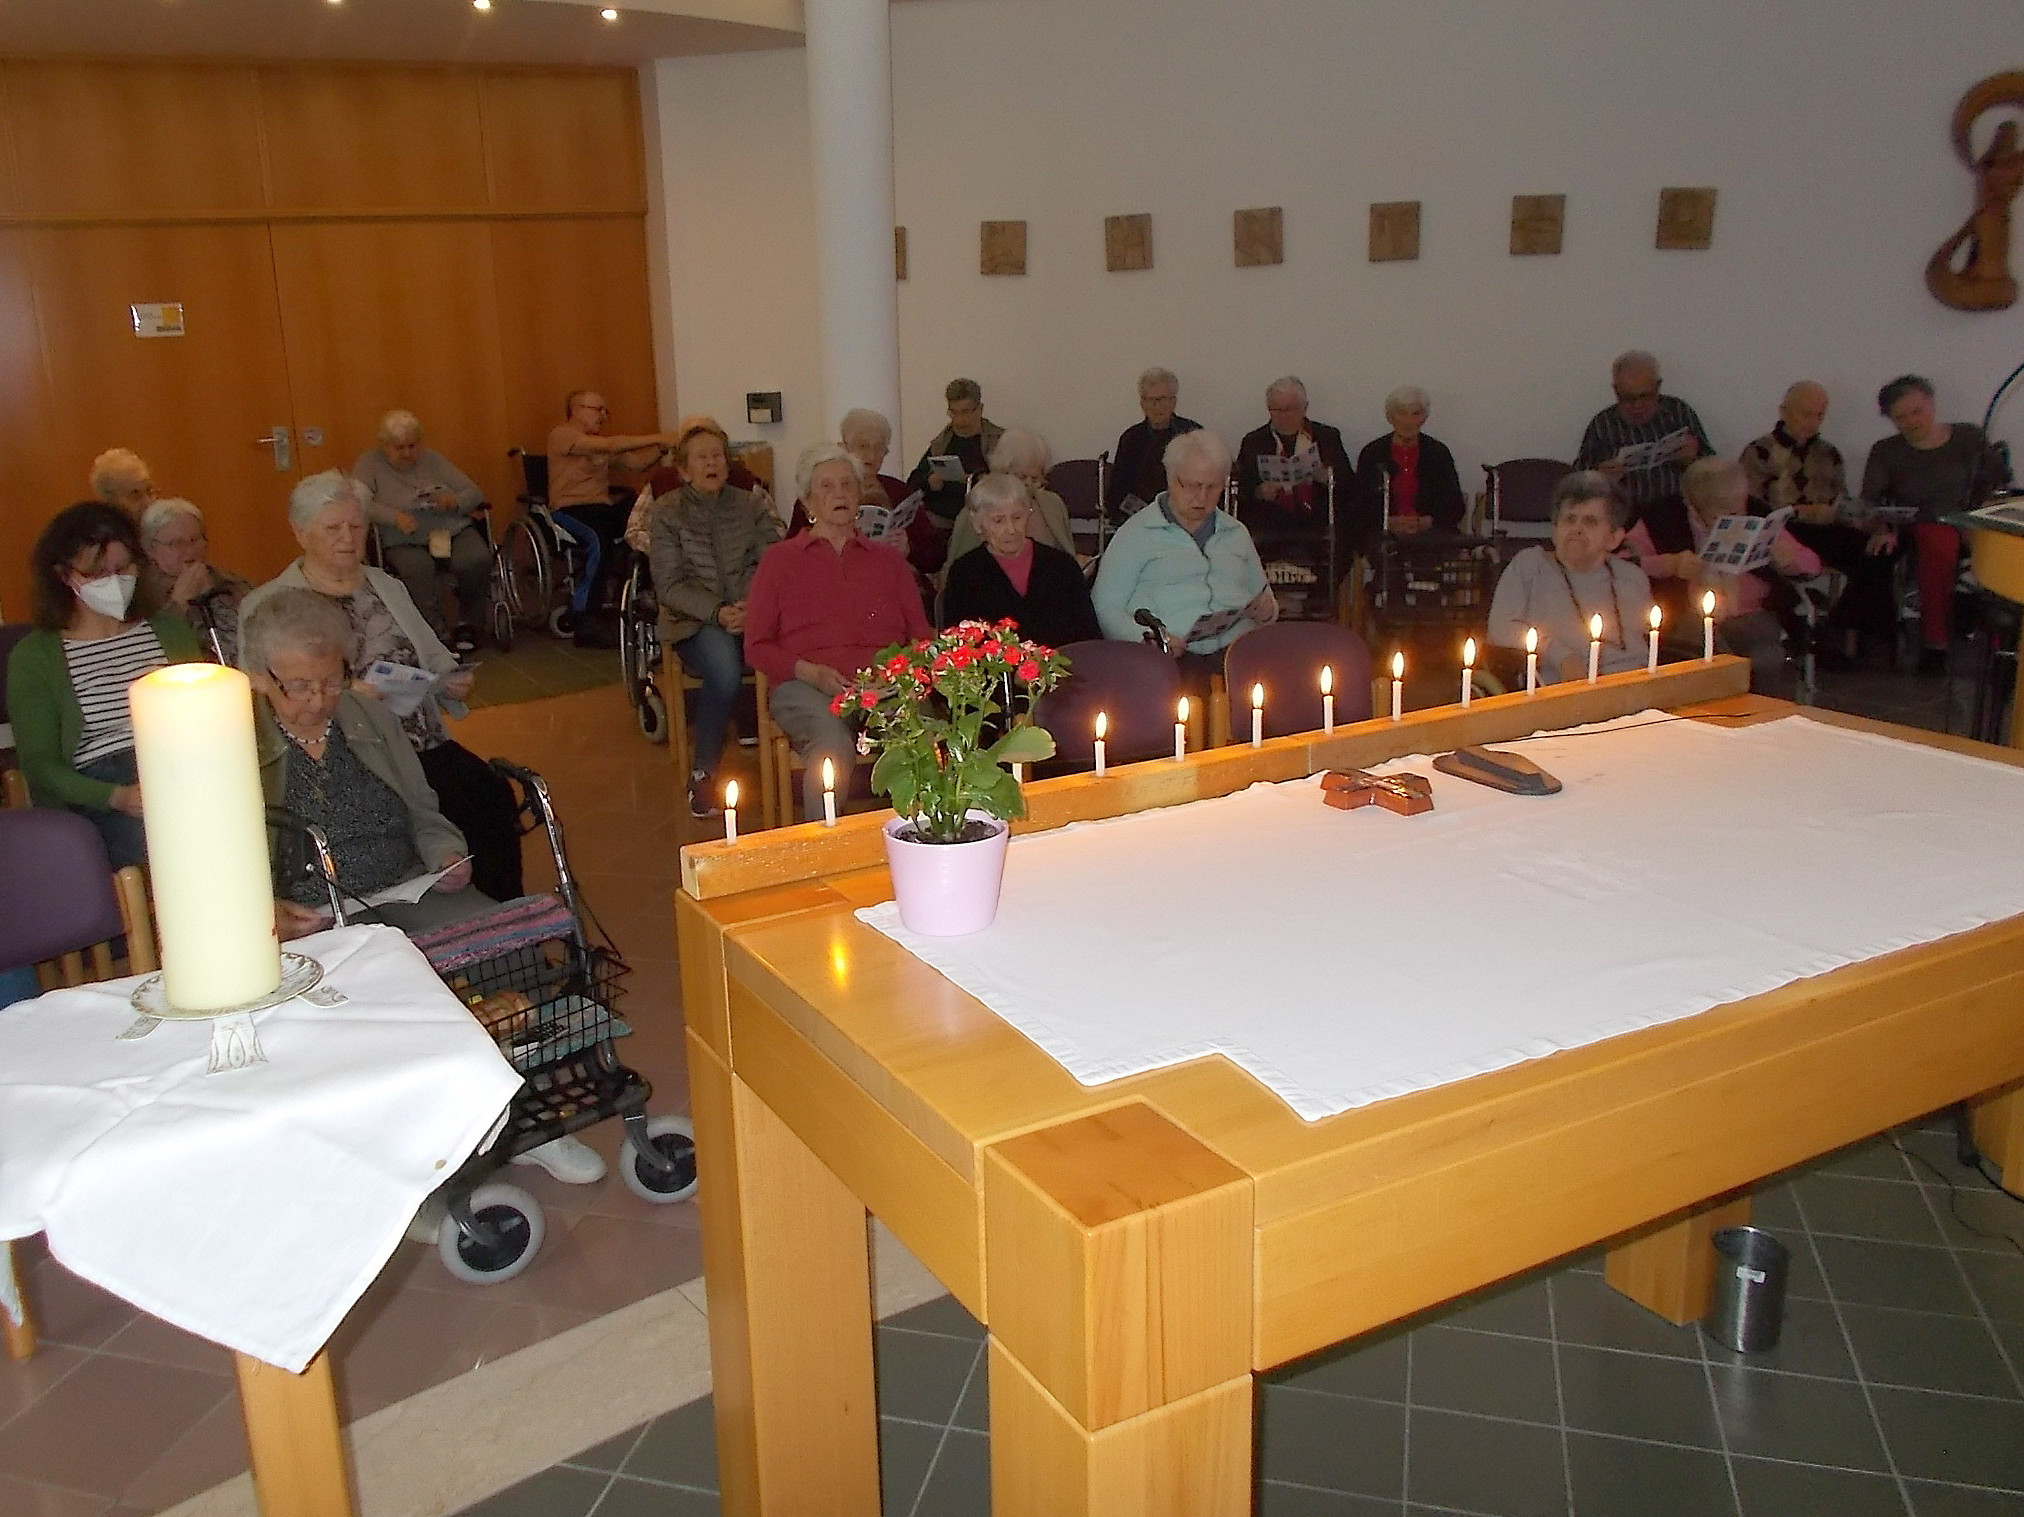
1320, 769, 1435, 815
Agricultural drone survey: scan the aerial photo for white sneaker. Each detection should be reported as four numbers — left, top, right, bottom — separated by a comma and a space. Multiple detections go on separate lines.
511, 1134, 607, 1185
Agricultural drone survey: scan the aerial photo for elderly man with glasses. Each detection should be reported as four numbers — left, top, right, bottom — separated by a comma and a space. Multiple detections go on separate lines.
1573, 349, 1712, 554
545, 389, 676, 647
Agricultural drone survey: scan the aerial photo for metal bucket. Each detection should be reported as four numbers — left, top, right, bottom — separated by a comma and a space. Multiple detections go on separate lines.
1705, 1226, 1789, 1353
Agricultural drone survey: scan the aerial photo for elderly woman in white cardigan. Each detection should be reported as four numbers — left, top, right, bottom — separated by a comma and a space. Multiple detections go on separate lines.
241, 470, 521, 901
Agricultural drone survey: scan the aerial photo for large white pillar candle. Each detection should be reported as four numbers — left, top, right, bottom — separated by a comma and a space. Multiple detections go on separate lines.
131, 665, 281, 1011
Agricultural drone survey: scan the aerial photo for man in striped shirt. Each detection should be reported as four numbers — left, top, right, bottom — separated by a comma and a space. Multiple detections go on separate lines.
1573, 350, 1713, 549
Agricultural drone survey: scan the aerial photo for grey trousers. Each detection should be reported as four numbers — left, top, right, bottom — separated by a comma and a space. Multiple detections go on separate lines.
768, 678, 858, 823
1718, 610, 1795, 699
384, 529, 492, 632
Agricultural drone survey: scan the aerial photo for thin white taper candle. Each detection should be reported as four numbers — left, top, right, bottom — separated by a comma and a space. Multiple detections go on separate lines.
1702, 590, 1717, 660
1524, 627, 1538, 695
1460, 638, 1475, 709
1094, 711, 1107, 777
1647, 604, 1662, 673
1390, 651, 1404, 722
1174, 697, 1189, 761
723, 780, 739, 842
1320, 664, 1335, 734
1587, 613, 1603, 684
821, 757, 837, 827
1250, 683, 1264, 748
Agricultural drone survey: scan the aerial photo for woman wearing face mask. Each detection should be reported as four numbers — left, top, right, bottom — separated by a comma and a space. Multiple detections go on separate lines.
8, 502, 205, 866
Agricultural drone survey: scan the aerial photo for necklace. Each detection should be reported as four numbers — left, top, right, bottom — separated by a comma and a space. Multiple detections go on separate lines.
283, 720, 332, 754
1551, 555, 1629, 649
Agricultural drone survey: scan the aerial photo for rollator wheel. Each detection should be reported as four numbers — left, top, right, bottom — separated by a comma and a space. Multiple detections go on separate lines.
548, 605, 576, 640
437, 1182, 546, 1283
636, 684, 669, 745
618, 1115, 698, 1203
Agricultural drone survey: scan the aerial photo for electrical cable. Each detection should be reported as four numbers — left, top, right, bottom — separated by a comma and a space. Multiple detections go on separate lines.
1893, 1132, 2024, 1261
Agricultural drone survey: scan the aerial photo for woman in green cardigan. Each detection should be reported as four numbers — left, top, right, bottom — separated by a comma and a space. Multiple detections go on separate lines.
7, 502, 203, 867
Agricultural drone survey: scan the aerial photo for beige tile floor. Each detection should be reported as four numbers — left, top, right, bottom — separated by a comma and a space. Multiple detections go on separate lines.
0, 674, 722, 1517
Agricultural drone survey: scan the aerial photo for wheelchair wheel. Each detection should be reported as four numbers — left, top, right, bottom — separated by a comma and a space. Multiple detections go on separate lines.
436, 1182, 545, 1284
501, 519, 552, 632
548, 604, 576, 640
618, 1115, 698, 1203
635, 684, 669, 744
490, 594, 516, 653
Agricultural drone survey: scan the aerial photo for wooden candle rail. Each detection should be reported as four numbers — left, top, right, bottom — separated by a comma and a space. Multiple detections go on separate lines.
678, 656, 1752, 901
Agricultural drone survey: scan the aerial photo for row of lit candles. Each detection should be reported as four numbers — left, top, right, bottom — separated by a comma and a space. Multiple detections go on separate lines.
718, 591, 1718, 841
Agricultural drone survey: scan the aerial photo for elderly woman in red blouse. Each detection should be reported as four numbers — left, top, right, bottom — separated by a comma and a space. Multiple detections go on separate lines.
744, 443, 933, 822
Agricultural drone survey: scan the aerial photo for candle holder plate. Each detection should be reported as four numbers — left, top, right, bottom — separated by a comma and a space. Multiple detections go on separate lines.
129, 953, 326, 1022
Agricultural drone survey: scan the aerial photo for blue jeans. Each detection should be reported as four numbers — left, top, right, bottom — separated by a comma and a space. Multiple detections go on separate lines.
77, 749, 147, 870
676, 623, 746, 781
551, 512, 602, 617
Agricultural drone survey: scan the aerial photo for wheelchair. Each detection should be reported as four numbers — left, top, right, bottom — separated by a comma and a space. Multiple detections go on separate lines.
364, 504, 518, 653
499, 449, 590, 641
616, 549, 668, 744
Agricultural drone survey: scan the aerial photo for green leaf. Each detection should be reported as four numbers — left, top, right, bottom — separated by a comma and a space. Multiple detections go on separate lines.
987, 724, 1057, 764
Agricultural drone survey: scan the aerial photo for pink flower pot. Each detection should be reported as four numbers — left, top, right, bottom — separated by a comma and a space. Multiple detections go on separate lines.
881, 812, 1011, 936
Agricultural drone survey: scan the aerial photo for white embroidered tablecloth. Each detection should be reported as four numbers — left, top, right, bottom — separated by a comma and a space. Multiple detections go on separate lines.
861, 714, 2024, 1122
0, 924, 521, 1370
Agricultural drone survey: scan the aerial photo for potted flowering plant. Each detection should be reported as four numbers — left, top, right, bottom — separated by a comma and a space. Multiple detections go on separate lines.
830, 619, 1070, 934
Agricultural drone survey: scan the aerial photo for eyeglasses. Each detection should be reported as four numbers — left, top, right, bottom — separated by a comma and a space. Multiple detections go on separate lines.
267, 668, 347, 701
575, 403, 611, 416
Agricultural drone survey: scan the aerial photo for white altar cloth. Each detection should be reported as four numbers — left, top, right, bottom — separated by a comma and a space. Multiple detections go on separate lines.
861, 714, 2024, 1122
0, 924, 521, 1370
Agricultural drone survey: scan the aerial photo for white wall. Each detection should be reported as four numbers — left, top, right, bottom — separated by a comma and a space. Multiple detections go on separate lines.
650, 0, 2024, 494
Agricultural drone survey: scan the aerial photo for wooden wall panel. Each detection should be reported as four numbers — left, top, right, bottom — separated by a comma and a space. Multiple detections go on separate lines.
258, 67, 490, 214
0, 231, 58, 619
3, 61, 268, 219
480, 70, 645, 214
270, 220, 514, 515
28, 225, 300, 587
0, 69, 20, 218
490, 217, 660, 453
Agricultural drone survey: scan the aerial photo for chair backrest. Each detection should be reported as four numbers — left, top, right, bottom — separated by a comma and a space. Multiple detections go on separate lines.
1222, 622, 1374, 739
1048, 459, 1102, 519
511, 447, 549, 503
0, 622, 32, 727
1033, 640, 1183, 767
1486, 459, 1571, 531
0, 808, 157, 987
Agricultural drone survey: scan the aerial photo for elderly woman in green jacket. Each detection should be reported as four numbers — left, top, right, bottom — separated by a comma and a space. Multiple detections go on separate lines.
648, 416, 782, 819
8, 501, 204, 867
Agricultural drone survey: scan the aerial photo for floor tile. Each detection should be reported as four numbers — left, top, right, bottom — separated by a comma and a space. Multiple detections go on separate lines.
1751, 1182, 1805, 1230
0, 1474, 116, 1517
1556, 1343, 1721, 1448
621, 1397, 716, 1492
96, 1313, 236, 1377
0, 1354, 232, 1498
1564, 1431, 1739, 1517
328, 1279, 507, 1422
1924, 1182, 2024, 1255
875, 1329, 981, 1426
1258, 1486, 1397, 1516
878, 1417, 942, 1516
913, 1427, 989, 1517
1271, 1328, 1409, 1404
1550, 1272, 1704, 1358
1406, 1407, 1567, 1517
1842, 1303, 2020, 1397
1958, 1254, 2024, 1325
583, 1475, 718, 1516
952, 1361, 988, 1433
1409, 1326, 1559, 1423
1799, 1173, 1949, 1245
1907, 1479, 2024, 1514
885, 1295, 986, 1342
115, 1394, 252, 1512
1427, 1274, 1553, 1339
1812, 1235, 1979, 1316
1257, 1386, 1404, 1499
1816, 1137, 1918, 1183
21, 1261, 138, 1350
1731, 1455, 1906, 1517
0, 1342, 92, 1430
456, 1464, 609, 1517
1874, 1386, 2024, 1491
1703, 1296, 1857, 1380
559, 1424, 645, 1474
1708, 1363, 1891, 1471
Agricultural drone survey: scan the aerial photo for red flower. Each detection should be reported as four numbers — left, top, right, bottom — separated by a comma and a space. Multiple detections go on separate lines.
829, 692, 848, 715
858, 689, 878, 710
1016, 660, 1040, 682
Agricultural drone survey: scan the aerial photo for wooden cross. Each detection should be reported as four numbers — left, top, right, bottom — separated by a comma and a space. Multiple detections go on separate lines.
1320, 769, 1434, 816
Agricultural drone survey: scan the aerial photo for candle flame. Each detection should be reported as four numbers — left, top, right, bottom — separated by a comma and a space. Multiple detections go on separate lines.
821, 757, 835, 789
1391, 651, 1404, 678
1463, 637, 1476, 667
1589, 613, 1603, 640
1177, 696, 1190, 723
1320, 664, 1333, 695
1251, 682, 1264, 710
1650, 604, 1663, 630
724, 779, 739, 807
1095, 710, 1108, 739
1702, 589, 1716, 616
1525, 626, 1537, 653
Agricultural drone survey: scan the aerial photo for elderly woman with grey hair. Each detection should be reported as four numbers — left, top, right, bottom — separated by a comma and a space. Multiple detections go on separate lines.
746, 443, 934, 822
89, 448, 158, 516
1107, 366, 1202, 517
241, 469, 521, 899
350, 409, 490, 651
1487, 470, 1656, 684
946, 427, 1077, 563
135, 497, 254, 661
942, 473, 1100, 647
1354, 385, 1467, 536
1235, 374, 1360, 549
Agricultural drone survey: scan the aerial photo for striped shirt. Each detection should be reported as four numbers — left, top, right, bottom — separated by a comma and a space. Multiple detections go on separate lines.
1573, 395, 1714, 520
63, 622, 168, 768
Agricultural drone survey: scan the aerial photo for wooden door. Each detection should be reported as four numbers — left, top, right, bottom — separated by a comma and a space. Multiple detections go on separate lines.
270, 220, 515, 517
21, 224, 300, 600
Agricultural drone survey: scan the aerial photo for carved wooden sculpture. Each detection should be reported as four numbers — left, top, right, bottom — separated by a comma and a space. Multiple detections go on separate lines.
1927, 71, 2024, 312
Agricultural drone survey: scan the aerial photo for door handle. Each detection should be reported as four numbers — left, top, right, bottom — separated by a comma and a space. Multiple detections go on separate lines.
256, 427, 293, 472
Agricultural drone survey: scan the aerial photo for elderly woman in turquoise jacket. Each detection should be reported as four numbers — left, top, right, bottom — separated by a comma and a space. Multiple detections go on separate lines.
1091, 428, 1276, 693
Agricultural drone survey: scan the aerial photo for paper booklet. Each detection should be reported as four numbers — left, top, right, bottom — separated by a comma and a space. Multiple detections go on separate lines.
1611, 428, 1693, 473
1184, 606, 1250, 645
858, 490, 921, 546
1697, 506, 1793, 573
1256, 452, 1322, 487
926, 454, 968, 487
359, 859, 469, 909
358, 659, 467, 719
1972, 499, 2024, 531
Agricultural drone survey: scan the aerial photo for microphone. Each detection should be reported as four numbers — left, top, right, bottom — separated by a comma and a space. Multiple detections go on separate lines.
1133, 607, 1168, 648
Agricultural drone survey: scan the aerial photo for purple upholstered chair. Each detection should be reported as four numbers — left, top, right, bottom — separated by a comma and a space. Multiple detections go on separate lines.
0, 807, 153, 989
1222, 622, 1374, 742
1033, 639, 1184, 771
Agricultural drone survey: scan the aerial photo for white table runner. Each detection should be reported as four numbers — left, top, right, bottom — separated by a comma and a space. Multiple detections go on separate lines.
0, 924, 522, 1370
860, 714, 2024, 1122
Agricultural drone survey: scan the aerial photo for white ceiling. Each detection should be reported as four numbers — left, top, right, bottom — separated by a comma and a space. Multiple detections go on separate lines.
0, 0, 803, 68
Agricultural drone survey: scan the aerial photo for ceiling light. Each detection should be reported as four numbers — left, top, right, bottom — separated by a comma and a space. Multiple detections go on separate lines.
473, 0, 491, 10
601, 6, 619, 17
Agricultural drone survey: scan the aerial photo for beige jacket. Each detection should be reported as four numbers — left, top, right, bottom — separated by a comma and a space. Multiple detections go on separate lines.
945, 487, 1077, 566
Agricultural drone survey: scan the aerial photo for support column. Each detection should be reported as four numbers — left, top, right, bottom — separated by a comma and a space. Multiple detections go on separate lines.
804, 0, 903, 445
